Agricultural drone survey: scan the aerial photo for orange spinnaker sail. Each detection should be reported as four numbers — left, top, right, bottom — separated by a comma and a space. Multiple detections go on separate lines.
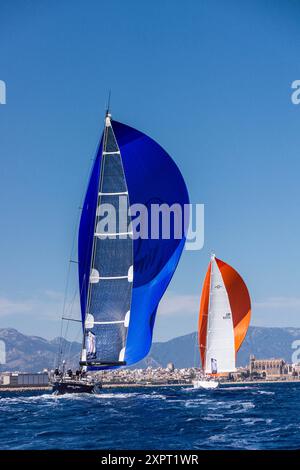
198, 257, 251, 369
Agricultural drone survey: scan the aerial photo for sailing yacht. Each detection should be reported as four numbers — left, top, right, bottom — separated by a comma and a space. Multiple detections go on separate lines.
193, 254, 251, 389
52, 109, 189, 394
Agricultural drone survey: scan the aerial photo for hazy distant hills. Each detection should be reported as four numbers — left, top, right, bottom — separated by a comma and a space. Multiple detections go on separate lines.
145, 326, 300, 369
0, 328, 81, 373
1, 326, 300, 372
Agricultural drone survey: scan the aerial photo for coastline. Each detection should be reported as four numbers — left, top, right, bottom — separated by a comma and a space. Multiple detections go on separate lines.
223, 379, 300, 385
1, 378, 300, 392
103, 379, 300, 388
0, 386, 52, 392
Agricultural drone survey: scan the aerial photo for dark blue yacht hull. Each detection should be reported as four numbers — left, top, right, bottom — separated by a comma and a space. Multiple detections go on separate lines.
52, 380, 102, 395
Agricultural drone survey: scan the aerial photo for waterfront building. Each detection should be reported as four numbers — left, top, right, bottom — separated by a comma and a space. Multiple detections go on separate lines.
249, 355, 285, 377
248, 355, 300, 378
0, 372, 49, 388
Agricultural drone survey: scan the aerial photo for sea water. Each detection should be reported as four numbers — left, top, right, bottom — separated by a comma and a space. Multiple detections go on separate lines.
0, 383, 299, 450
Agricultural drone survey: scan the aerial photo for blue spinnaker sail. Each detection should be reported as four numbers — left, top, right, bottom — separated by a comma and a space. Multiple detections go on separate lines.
78, 120, 189, 367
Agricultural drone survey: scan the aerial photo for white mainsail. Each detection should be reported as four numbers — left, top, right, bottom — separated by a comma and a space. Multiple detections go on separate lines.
204, 254, 236, 374
81, 113, 133, 367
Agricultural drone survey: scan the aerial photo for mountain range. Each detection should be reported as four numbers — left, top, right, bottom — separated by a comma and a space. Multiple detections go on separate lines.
0, 326, 299, 372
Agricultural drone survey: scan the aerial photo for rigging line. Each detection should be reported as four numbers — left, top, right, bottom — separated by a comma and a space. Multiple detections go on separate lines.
77, 114, 107, 366
65, 286, 79, 316
62, 317, 81, 322
65, 350, 81, 369
82, 114, 111, 362
193, 331, 198, 369
62, 309, 80, 367
59, 297, 76, 361
197, 326, 202, 369
59, 212, 91, 364
63, 271, 88, 367
57, 108, 106, 369
61, 319, 70, 361
57, 222, 81, 368
57, 156, 94, 365
64, 275, 88, 368
78, 103, 109, 293
53, 301, 65, 370
65, 322, 82, 369
60, 287, 80, 360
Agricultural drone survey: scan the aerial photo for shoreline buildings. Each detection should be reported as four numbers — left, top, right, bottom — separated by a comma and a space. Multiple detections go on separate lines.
1, 356, 300, 390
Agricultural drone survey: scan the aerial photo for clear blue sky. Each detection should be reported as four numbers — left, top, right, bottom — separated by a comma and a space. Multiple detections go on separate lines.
1, 0, 300, 341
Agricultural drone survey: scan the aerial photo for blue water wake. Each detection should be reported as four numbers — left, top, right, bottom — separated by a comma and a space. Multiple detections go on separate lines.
0, 383, 299, 450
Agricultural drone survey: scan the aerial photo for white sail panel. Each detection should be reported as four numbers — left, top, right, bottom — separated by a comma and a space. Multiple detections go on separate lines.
124, 310, 130, 328
204, 256, 236, 374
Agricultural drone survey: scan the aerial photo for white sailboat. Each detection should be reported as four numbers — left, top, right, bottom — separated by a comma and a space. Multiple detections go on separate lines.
193, 254, 251, 390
